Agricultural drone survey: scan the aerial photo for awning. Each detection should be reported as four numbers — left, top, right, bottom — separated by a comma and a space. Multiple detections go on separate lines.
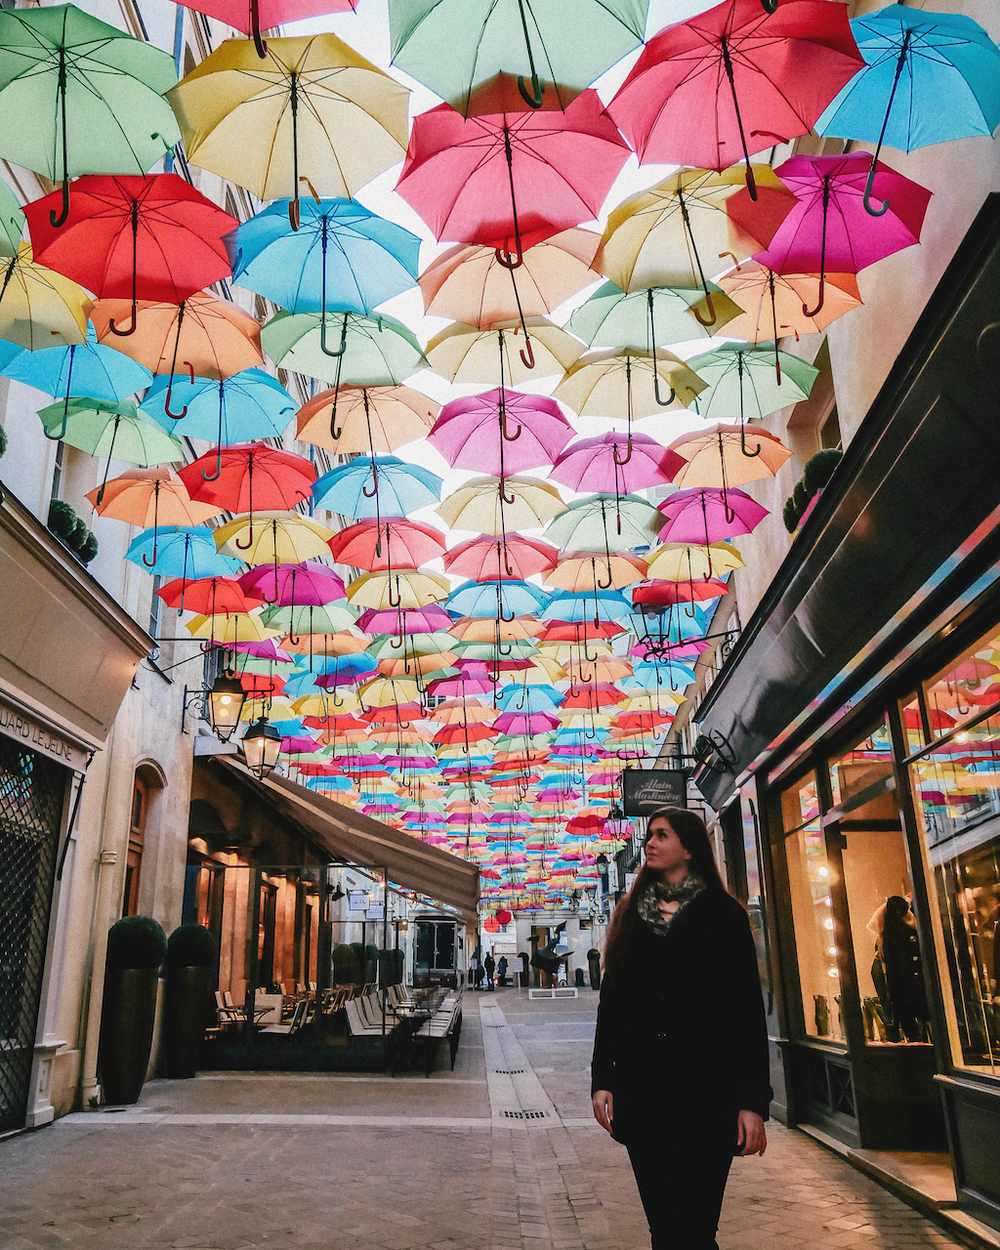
214, 757, 480, 926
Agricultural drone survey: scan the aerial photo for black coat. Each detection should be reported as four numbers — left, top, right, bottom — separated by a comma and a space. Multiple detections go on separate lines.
591, 888, 771, 1144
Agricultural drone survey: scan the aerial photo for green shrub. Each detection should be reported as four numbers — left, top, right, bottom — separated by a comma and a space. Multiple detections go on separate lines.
0, 424, 7, 459
106, 915, 167, 972
47, 498, 76, 540
79, 531, 99, 564
783, 496, 800, 534
333, 943, 359, 985
165, 923, 219, 969
67, 516, 88, 552
802, 447, 843, 495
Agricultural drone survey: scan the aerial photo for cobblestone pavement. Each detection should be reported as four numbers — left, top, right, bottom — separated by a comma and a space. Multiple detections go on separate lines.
0, 990, 972, 1250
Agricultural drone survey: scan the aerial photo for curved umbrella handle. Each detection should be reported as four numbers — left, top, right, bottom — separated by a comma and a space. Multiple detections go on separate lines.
652, 373, 675, 408
518, 337, 535, 370
760, 0, 779, 11
498, 637, 513, 658
109, 301, 137, 338
863, 162, 891, 218
361, 459, 379, 498
163, 362, 195, 421
612, 435, 633, 467
500, 478, 517, 506
330, 686, 345, 709
234, 519, 255, 552
49, 178, 70, 229
321, 313, 348, 359
692, 290, 717, 328
495, 243, 524, 271
202, 443, 224, 482
142, 540, 158, 568
740, 422, 762, 459
802, 274, 826, 320
517, 72, 544, 109
500, 407, 522, 442
499, 602, 516, 623
387, 575, 402, 609
596, 559, 614, 592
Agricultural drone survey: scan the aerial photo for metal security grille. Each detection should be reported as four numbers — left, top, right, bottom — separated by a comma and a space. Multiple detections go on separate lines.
0, 737, 64, 1132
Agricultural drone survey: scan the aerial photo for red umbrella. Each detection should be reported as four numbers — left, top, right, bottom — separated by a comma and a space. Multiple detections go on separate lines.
179, 0, 357, 58
157, 575, 262, 614
657, 486, 768, 543
239, 560, 346, 606
607, 0, 863, 199
754, 153, 931, 315
429, 388, 573, 476
444, 533, 557, 582
551, 432, 685, 495
396, 90, 630, 267
537, 620, 623, 643
632, 578, 730, 607
178, 442, 315, 548
328, 519, 447, 571
25, 175, 237, 336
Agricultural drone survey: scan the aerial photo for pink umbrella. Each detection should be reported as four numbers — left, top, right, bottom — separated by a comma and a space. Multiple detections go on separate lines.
239, 560, 346, 607
657, 486, 768, 543
280, 735, 323, 754
494, 711, 560, 735
428, 389, 573, 476
428, 664, 497, 697
444, 533, 558, 582
754, 153, 931, 316
356, 605, 454, 634
551, 432, 685, 498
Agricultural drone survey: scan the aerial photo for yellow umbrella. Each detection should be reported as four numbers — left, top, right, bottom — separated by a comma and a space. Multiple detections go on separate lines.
280, 630, 372, 656
426, 318, 583, 385
645, 541, 744, 581
240, 695, 300, 722
186, 612, 280, 644
437, 475, 565, 535
536, 640, 613, 663
545, 551, 647, 592
347, 569, 451, 610
559, 711, 614, 730
359, 675, 420, 707
168, 36, 409, 227
0, 244, 90, 348
621, 691, 686, 713
292, 691, 361, 717
419, 230, 601, 326
669, 423, 793, 490
213, 511, 336, 563
553, 348, 705, 418
600, 166, 796, 297
296, 384, 438, 455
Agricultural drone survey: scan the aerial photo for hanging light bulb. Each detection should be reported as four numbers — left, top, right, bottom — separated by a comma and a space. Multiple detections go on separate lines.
242, 717, 282, 779
208, 674, 246, 742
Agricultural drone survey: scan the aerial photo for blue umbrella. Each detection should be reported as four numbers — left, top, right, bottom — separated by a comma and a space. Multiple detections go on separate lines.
542, 590, 633, 625
495, 684, 563, 713
125, 526, 243, 582
0, 338, 22, 371
142, 369, 297, 454
227, 198, 421, 318
445, 579, 548, 620
312, 455, 442, 521
816, 6, 1000, 214
0, 324, 152, 437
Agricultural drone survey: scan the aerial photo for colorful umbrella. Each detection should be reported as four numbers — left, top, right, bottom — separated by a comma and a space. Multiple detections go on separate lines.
168, 35, 409, 228
296, 384, 438, 456
0, 244, 91, 350
426, 318, 583, 382
85, 466, 220, 564
240, 560, 346, 608
157, 575, 262, 615
669, 422, 792, 486
551, 433, 685, 496
396, 91, 630, 266
816, 6, 1000, 215
543, 493, 662, 554
388, 0, 648, 114
328, 519, 447, 571
312, 456, 442, 520
546, 551, 647, 593
142, 368, 296, 451
261, 310, 427, 385
444, 534, 557, 582
565, 281, 741, 350
0, 4, 179, 227
685, 341, 819, 425
179, 0, 358, 59
213, 511, 337, 564
25, 174, 237, 335
429, 388, 573, 477
125, 525, 243, 580
753, 153, 932, 316
180, 444, 315, 544
437, 475, 565, 535
553, 347, 705, 418
607, 0, 863, 198
657, 486, 768, 544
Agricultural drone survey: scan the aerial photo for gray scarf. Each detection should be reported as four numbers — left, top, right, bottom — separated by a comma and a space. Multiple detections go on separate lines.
637, 872, 706, 936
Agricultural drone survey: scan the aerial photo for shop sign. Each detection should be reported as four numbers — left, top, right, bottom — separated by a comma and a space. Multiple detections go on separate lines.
621, 767, 687, 815
0, 696, 78, 768
348, 891, 369, 911
365, 905, 384, 920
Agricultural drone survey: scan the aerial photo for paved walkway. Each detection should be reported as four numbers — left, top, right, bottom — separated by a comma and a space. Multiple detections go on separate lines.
0, 990, 972, 1250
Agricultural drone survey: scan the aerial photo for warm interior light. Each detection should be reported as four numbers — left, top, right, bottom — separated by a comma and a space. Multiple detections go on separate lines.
208, 675, 246, 742
242, 716, 282, 779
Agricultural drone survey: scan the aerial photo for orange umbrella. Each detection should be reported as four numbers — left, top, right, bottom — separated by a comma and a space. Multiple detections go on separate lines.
296, 384, 438, 456
546, 551, 648, 592
669, 423, 792, 489
91, 292, 263, 417
418, 228, 602, 328
85, 466, 222, 565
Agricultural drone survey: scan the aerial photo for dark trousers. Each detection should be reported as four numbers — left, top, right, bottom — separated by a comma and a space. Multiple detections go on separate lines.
625, 1121, 734, 1250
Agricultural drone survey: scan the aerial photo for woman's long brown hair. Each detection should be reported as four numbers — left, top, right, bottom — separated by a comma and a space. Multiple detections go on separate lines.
602, 807, 728, 979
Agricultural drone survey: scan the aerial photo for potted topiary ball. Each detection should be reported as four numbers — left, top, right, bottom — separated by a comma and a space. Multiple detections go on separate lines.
98, 915, 166, 1105
333, 942, 359, 987
163, 924, 219, 1079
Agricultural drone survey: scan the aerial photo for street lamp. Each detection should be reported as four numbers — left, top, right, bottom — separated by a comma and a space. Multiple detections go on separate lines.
182, 674, 247, 741
241, 716, 281, 779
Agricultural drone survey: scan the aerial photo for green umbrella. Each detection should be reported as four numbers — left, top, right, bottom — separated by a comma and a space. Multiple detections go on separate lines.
260, 603, 359, 636
685, 342, 820, 426
37, 396, 182, 502
566, 281, 743, 352
543, 493, 661, 554
0, 4, 179, 227
261, 310, 428, 396
0, 175, 24, 259
389, 0, 649, 113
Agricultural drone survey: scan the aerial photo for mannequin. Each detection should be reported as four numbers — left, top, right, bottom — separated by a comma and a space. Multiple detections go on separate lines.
880, 895, 929, 1041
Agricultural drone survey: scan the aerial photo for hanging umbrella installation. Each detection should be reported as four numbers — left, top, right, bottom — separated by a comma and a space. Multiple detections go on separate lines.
296, 384, 438, 456
0, 244, 91, 350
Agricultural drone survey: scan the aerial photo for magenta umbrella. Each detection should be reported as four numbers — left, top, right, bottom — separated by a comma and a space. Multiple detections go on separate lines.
281, 735, 323, 754
428, 388, 573, 476
657, 486, 768, 544
239, 559, 346, 607
428, 663, 497, 697
494, 711, 560, 735
753, 152, 931, 316
356, 605, 454, 634
551, 432, 685, 499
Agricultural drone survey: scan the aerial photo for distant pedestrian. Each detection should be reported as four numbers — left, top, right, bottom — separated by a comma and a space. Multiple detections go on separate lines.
496, 955, 508, 987
483, 952, 495, 991
592, 807, 770, 1250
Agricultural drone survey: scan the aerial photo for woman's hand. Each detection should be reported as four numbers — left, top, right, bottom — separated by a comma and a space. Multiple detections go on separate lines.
735, 1110, 767, 1156
592, 1089, 614, 1134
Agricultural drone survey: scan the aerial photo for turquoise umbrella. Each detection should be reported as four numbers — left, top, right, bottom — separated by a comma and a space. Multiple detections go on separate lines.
142, 368, 297, 451
566, 281, 741, 351
125, 525, 243, 581
685, 342, 819, 427
312, 455, 442, 521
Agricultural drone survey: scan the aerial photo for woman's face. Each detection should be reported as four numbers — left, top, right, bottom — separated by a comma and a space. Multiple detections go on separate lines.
643, 817, 692, 877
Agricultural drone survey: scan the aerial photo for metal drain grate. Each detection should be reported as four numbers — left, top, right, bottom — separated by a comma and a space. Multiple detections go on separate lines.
502, 1109, 546, 1119
484, 1023, 506, 1028
491, 1069, 524, 1075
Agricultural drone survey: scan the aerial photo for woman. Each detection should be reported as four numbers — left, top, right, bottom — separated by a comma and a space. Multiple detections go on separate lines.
591, 807, 771, 1250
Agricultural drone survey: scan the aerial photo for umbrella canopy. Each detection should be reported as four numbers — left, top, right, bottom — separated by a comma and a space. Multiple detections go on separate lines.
125, 525, 243, 579
607, 0, 863, 196
645, 541, 744, 581
167, 35, 410, 226
38, 396, 181, 466
669, 423, 792, 489
142, 368, 296, 444
657, 486, 768, 544
544, 493, 662, 553
0, 323, 152, 403
429, 388, 573, 476
157, 575, 262, 614
25, 175, 236, 331
0, 244, 90, 349
551, 432, 685, 495
296, 383, 438, 455
566, 280, 741, 350
227, 197, 420, 315
0, 175, 23, 259
546, 551, 647, 592
86, 466, 220, 528
426, 318, 583, 385
241, 560, 346, 607
312, 455, 443, 518
179, 443, 315, 514
396, 91, 630, 261
437, 475, 565, 535
179, 0, 358, 51
419, 229, 601, 326
446, 578, 548, 619
388, 0, 648, 115
348, 569, 451, 610
328, 519, 447, 571
214, 511, 337, 564
553, 347, 705, 418
685, 342, 819, 423
262, 310, 427, 384
716, 261, 862, 349
0, 4, 180, 225
444, 534, 557, 582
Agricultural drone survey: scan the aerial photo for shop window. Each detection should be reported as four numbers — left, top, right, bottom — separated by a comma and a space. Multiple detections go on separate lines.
902, 691, 926, 755
829, 721, 893, 809
782, 773, 820, 832
923, 627, 1000, 741
122, 776, 147, 917
909, 704, 1000, 1075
